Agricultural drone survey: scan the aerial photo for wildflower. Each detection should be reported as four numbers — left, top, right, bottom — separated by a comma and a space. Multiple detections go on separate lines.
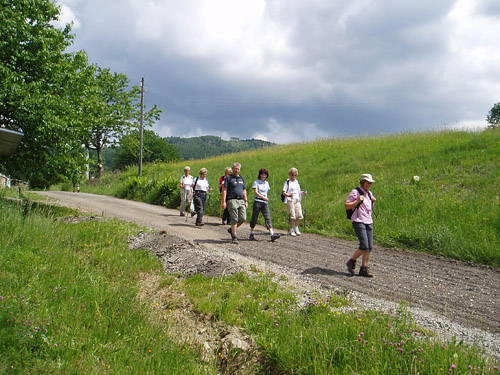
494, 366, 499, 371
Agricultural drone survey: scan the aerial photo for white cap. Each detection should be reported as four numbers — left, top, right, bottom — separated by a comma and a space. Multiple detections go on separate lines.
360, 173, 375, 183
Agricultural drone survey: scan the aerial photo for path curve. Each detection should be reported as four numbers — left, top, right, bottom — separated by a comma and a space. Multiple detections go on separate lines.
35, 192, 500, 349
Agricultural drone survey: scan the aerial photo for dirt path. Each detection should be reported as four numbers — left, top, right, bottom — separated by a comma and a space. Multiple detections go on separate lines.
36, 192, 500, 345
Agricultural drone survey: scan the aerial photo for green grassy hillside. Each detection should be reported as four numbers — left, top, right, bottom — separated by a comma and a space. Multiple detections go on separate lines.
79, 128, 500, 267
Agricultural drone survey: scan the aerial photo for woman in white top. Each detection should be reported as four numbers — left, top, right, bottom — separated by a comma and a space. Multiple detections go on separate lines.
282, 168, 307, 236
179, 166, 193, 216
191, 168, 212, 226
249, 168, 280, 242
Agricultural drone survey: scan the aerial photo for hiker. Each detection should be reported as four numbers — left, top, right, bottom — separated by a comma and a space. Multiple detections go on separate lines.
191, 168, 212, 226
72, 169, 81, 193
282, 168, 307, 236
221, 162, 248, 244
249, 168, 280, 242
179, 166, 193, 216
345, 173, 377, 278
218, 166, 232, 225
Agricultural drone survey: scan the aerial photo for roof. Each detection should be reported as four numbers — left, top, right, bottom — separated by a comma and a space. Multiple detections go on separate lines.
0, 128, 24, 157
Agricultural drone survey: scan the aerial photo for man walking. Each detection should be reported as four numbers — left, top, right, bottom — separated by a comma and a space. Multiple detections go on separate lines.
221, 163, 248, 244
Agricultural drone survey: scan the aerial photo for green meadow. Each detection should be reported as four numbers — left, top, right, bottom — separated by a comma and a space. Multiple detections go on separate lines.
78, 128, 500, 268
1, 198, 498, 374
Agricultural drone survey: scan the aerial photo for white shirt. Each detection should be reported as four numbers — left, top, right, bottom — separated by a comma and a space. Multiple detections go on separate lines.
283, 179, 301, 203
252, 179, 270, 202
193, 177, 209, 192
180, 175, 193, 188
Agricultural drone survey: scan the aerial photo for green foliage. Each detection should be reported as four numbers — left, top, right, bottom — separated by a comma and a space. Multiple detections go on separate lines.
0, 199, 215, 374
114, 130, 179, 170
84, 129, 500, 267
166, 135, 274, 160
487, 102, 500, 129
114, 172, 180, 207
81, 68, 163, 178
0, 0, 91, 188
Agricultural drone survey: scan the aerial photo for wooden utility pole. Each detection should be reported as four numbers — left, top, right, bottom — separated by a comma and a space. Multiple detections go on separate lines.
139, 77, 145, 176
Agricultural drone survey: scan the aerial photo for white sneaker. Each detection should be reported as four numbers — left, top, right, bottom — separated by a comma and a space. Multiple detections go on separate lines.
295, 228, 301, 236
289, 229, 296, 236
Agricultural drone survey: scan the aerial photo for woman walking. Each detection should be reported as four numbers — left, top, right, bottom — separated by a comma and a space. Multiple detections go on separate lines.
282, 168, 307, 236
249, 168, 280, 242
179, 166, 193, 216
345, 173, 377, 277
191, 168, 212, 226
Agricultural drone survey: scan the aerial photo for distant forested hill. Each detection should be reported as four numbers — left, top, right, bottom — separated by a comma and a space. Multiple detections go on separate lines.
165, 135, 274, 160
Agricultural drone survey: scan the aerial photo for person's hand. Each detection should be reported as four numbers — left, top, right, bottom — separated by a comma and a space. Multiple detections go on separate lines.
302, 191, 307, 195
359, 196, 364, 202
222, 202, 227, 209
245, 201, 248, 208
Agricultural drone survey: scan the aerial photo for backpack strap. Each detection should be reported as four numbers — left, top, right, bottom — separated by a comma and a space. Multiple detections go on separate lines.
353, 187, 365, 213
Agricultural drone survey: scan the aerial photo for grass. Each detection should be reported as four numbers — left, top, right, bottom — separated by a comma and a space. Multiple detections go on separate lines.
0, 195, 498, 374
0, 197, 216, 374
78, 128, 500, 268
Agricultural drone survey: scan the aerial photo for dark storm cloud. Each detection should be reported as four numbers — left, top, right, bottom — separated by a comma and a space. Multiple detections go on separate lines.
57, 0, 498, 143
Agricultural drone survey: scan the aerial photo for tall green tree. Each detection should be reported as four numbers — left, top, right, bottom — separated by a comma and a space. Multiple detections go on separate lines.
81, 68, 162, 178
113, 130, 179, 170
487, 102, 500, 129
0, 0, 91, 188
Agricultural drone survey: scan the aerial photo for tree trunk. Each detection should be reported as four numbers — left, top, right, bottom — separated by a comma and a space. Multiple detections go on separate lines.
97, 146, 104, 178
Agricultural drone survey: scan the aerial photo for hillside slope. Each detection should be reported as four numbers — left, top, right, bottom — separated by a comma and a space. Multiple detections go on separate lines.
82, 128, 500, 267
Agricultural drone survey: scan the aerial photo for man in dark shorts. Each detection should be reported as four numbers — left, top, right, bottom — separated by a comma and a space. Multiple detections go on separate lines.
221, 162, 248, 244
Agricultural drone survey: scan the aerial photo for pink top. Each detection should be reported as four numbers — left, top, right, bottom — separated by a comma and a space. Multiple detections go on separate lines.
348, 186, 374, 224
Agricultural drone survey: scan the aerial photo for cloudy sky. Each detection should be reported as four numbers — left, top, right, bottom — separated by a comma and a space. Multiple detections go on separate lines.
55, 0, 500, 144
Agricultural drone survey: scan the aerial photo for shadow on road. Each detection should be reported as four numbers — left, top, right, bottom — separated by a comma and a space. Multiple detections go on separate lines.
302, 267, 348, 277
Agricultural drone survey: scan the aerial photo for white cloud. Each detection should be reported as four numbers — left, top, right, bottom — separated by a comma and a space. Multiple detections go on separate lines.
254, 118, 329, 144
53, 2, 80, 29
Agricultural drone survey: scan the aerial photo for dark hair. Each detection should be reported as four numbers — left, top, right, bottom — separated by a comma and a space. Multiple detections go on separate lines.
258, 168, 269, 179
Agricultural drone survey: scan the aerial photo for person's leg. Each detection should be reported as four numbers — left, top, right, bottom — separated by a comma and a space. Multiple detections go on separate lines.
347, 222, 368, 274
294, 202, 303, 235
194, 194, 203, 225
287, 200, 296, 235
249, 201, 261, 230
228, 200, 238, 237
180, 188, 186, 214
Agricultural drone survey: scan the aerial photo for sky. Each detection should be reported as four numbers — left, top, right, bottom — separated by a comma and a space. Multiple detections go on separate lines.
54, 0, 500, 144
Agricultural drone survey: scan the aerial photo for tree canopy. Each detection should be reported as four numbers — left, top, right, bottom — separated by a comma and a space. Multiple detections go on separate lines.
0, 0, 162, 187
114, 130, 179, 170
0, 0, 91, 187
487, 102, 500, 129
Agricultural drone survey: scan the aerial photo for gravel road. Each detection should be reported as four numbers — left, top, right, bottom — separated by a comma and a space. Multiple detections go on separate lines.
36, 191, 500, 358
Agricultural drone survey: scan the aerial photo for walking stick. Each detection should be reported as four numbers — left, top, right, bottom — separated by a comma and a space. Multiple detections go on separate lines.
302, 193, 307, 231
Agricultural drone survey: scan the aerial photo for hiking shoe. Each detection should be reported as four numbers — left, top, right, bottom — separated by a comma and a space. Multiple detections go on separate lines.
191, 212, 195, 217
180, 212, 185, 217
289, 229, 296, 236
295, 228, 302, 236
358, 266, 374, 278
346, 259, 356, 275
195, 222, 204, 227
270, 233, 281, 242
232, 237, 239, 244
249, 233, 257, 241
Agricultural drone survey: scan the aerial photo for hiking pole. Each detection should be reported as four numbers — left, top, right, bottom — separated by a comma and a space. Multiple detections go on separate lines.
302, 192, 307, 231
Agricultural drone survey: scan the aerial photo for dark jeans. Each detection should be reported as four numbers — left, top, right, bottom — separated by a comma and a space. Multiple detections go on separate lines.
194, 191, 207, 224
250, 200, 272, 229
352, 222, 373, 251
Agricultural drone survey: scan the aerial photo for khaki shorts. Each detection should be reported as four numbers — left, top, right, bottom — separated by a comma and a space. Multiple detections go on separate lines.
287, 198, 303, 220
228, 199, 247, 225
